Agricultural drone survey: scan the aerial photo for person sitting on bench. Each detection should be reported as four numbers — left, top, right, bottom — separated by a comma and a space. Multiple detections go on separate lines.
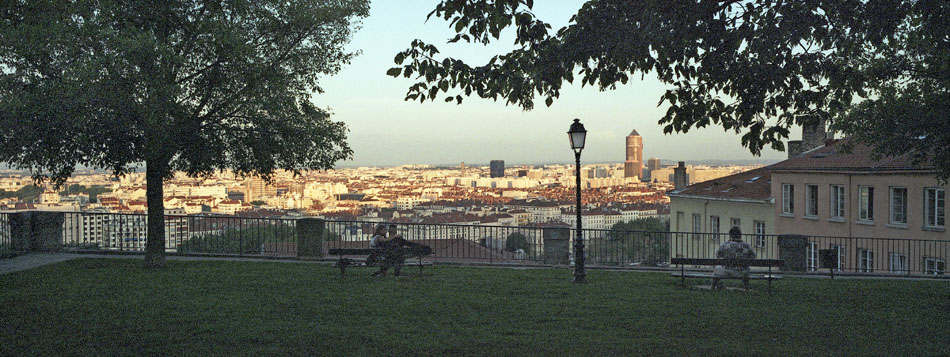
713, 227, 756, 289
366, 224, 390, 267
372, 224, 409, 277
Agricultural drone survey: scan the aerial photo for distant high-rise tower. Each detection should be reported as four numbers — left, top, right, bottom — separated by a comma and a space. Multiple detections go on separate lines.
490, 160, 505, 178
460, 162, 466, 176
244, 177, 269, 202
624, 129, 643, 179
643, 157, 662, 180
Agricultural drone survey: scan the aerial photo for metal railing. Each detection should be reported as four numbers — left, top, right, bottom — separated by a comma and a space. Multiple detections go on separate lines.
323, 220, 546, 264
0, 212, 9, 251
61, 212, 298, 257
0, 210, 945, 276
667, 231, 949, 276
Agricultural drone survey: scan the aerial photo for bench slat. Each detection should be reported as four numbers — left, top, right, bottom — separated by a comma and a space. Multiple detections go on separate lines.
670, 272, 782, 280
328, 248, 379, 255
671, 258, 784, 267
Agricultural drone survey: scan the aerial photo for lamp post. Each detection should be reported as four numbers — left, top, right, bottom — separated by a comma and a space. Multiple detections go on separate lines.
567, 118, 587, 283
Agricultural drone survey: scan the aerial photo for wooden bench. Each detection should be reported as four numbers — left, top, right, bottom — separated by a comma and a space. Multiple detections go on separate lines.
327, 247, 432, 277
670, 258, 784, 291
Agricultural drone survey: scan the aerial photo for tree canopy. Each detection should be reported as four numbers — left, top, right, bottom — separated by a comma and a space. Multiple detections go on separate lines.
504, 231, 529, 251
607, 217, 669, 242
605, 217, 670, 266
389, 0, 950, 180
0, 0, 369, 267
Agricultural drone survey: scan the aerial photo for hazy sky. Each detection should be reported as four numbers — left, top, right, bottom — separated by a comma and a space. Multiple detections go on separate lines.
316, 1, 791, 167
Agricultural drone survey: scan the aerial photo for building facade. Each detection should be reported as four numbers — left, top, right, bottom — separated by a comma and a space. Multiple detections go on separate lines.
771, 139, 947, 274
668, 166, 776, 259
490, 160, 505, 178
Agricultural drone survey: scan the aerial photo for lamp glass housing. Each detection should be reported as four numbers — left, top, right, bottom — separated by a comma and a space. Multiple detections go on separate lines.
567, 118, 587, 152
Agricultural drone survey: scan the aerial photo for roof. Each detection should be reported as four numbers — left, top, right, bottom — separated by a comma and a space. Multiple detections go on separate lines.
628, 129, 640, 136
668, 166, 772, 202
770, 138, 932, 173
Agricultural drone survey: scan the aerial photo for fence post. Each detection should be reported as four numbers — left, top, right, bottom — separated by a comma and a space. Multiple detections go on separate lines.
9, 211, 64, 252
296, 218, 324, 259
778, 234, 808, 271
542, 226, 570, 265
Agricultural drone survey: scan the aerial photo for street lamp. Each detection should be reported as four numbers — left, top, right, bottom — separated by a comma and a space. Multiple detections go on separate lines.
567, 118, 587, 283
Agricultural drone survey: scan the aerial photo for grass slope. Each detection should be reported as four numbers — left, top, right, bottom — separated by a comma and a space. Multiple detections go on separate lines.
1, 259, 948, 356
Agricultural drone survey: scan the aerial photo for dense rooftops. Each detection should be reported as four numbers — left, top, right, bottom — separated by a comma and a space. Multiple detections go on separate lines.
770, 138, 933, 172
668, 166, 772, 201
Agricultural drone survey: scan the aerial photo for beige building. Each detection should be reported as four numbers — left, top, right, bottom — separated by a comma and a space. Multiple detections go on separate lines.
668, 166, 776, 259
771, 139, 947, 274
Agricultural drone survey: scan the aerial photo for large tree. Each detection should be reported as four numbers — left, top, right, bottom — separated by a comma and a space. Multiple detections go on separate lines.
388, 0, 950, 180
0, 0, 369, 267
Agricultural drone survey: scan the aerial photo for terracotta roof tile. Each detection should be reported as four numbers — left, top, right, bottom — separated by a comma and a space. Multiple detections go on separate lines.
771, 137, 932, 172
669, 166, 772, 201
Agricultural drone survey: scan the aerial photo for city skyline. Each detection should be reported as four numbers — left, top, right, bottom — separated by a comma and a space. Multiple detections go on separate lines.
314, 1, 792, 167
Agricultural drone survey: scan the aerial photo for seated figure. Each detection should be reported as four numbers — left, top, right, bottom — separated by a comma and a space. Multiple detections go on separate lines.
366, 224, 390, 267
713, 227, 756, 289
373, 224, 431, 277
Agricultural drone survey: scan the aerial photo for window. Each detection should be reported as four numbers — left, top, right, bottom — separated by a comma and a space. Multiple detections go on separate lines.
710, 216, 720, 237
805, 184, 818, 217
890, 187, 907, 224
782, 183, 794, 214
889, 253, 907, 274
858, 186, 874, 221
692, 213, 702, 238
924, 188, 945, 228
925, 257, 945, 275
858, 249, 873, 273
807, 242, 818, 271
830, 185, 845, 219
754, 221, 766, 248
831, 245, 844, 272
730, 218, 740, 228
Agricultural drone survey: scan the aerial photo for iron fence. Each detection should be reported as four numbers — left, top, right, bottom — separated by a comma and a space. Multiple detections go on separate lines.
0, 212, 9, 251
667, 231, 949, 276
61, 212, 298, 257
1, 210, 945, 276
323, 220, 546, 264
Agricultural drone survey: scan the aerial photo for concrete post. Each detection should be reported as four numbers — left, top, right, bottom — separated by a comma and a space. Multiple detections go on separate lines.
778, 234, 809, 271
542, 227, 571, 265
296, 218, 325, 259
9, 211, 64, 252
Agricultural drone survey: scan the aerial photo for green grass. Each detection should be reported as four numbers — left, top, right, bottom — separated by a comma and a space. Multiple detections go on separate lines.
1, 259, 948, 356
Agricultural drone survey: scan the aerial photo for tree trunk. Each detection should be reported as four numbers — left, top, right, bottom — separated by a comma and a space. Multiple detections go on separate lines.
144, 158, 167, 268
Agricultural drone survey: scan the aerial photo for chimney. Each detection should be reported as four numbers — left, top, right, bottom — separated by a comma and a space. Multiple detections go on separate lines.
801, 119, 827, 152
787, 140, 803, 158
673, 161, 688, 190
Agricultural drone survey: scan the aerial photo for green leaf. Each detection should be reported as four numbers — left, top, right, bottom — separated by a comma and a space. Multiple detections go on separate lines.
386, 67, 402, 76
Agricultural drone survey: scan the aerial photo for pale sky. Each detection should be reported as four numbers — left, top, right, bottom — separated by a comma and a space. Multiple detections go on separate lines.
315, 1, 790, 167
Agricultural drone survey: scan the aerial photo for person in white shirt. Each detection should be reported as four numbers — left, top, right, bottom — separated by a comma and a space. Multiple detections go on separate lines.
713, 226, 756, 289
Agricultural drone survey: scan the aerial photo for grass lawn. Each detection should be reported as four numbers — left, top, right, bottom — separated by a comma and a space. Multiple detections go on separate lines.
1, 259, 948, 356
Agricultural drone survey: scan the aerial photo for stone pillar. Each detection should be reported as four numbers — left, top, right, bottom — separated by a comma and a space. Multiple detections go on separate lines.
778, 234, 808, 271
542, 227, 570, 265
296, 218, 324, 259
9, 211, 64, 252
